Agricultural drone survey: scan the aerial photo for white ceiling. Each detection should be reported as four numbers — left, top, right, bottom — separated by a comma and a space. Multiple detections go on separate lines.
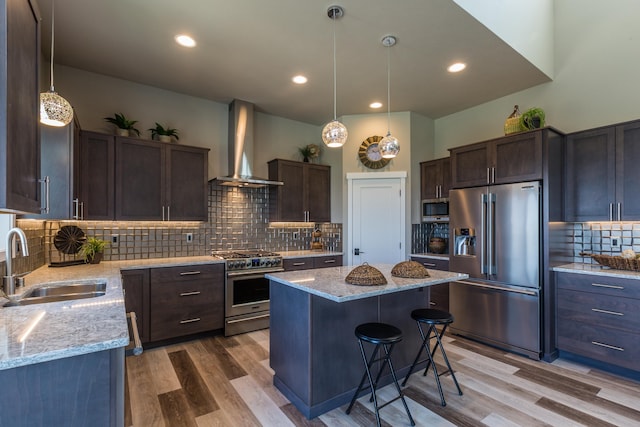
42, 0, 551, 125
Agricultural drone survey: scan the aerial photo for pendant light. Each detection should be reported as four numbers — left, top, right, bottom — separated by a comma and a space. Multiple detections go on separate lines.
40, 0, 73, 127
321, 5, 348, 148
379, 35, 399, 158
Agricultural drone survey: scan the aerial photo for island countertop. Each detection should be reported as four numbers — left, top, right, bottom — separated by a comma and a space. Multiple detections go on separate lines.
266, 263, 467, 303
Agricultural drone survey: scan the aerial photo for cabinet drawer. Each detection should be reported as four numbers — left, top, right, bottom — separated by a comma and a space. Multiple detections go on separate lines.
557, 321, 640, 371
428, 283, 449, 310
150, 280, 218, 341
284, 257, 314, 271
313, 255, 342, 269
557, 288, 640, 332
410, 257, 449, 271
556, 272, 640, 299
150, 264, 223, 284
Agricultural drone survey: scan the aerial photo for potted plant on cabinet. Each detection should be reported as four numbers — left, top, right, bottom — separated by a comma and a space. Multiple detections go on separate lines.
149, 123, 179, 142
80, 237, 108, 264
519, 107, 546, 130
298, 143, 321, 162
104, 113, 140, 137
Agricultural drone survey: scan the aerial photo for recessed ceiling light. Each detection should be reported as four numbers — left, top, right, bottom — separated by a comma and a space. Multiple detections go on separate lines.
448, 62, 466, 73
370, 102, 383, 109
292, 75, 308, 84
175, 34, 196, 48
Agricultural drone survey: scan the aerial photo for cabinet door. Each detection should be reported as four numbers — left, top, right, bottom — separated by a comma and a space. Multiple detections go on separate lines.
440, 158, 451, 198
121, 269, 150, 343
564, 127, 616, 221
420, 160, 441, 199
306, 164, 331, 222
450, 143, 489, 188
0, 0, 40, 213
492, 131, 542, 184
269, 160, 305, 221
167, 145, 208, 221
616, 121, 640, 220
79, 131, 115, 220
115, 137, 165, 220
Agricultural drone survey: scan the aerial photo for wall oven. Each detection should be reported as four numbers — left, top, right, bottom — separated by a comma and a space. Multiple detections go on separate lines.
213, 251, 283, 336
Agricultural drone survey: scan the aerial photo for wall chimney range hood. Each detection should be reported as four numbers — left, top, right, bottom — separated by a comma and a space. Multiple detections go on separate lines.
213, 99, 283, 188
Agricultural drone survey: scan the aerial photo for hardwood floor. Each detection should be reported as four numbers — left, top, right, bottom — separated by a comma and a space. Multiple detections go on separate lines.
125, 330, 640, 426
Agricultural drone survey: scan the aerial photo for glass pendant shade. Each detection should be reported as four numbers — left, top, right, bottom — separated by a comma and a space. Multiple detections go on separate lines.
379, 132, 400, 158
40, 90, 73, 127
322, 119, 348, 148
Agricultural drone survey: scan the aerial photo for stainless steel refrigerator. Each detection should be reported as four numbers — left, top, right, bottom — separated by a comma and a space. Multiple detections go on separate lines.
449, 181, 541, 359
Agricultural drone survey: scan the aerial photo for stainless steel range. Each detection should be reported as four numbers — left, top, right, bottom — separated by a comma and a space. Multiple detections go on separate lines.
212, 250, 283, 336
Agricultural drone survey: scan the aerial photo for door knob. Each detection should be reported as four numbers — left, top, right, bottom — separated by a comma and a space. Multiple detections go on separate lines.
354, 248, 365, 255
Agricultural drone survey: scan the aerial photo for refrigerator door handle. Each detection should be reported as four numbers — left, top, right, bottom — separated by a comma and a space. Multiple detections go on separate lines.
481, 193, 488, 274
488, 192, 496, 276
456, 280, 538, 296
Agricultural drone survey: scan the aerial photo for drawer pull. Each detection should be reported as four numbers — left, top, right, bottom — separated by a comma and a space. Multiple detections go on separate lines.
323, 259, 336, 264
591, 283, 624, 290
180, 318, 201, 324
422, 262, 436, 267
292, 262, 307, 266
429, 301, 436, 306
591, 341, 624, 352
591, 308, 624, 316
180, 291, 201, 297
179, 271, 202, 276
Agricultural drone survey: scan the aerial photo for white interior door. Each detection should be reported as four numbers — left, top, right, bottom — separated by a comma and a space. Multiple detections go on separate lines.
347, 172, 406, 266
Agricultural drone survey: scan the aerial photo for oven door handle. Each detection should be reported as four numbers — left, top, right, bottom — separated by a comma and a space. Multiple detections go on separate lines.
227, 269, 284, 278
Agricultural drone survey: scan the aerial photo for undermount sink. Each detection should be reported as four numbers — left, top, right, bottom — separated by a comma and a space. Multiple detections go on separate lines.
4, 281, 107, 307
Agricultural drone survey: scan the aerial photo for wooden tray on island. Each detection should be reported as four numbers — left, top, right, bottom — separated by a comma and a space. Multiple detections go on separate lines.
580, 252, 640, 271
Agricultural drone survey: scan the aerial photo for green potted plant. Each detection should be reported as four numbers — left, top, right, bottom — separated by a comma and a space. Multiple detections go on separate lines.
519, 107, 546, 130
149, 123, 179, 142
298, 143, 320, 162
80, 237, 108, 264
104, 113, 140, 137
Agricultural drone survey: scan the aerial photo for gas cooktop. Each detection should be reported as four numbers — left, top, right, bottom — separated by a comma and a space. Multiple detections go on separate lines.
212, 250, 283, 271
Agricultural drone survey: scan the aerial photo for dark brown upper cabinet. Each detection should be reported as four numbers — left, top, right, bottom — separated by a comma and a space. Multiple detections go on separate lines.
565, 119, 640, 221
0, 0, 41, 213
268, 159, 331, 223
450, 130, 543, 188
420, 157, 450, 200
77, 131, 208, 221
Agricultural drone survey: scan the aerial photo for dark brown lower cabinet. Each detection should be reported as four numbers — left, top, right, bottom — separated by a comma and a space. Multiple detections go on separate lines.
556, 271, 640, 371
122, 264, 224, 343
283, 254, 343, 271
411, 256, 449, 311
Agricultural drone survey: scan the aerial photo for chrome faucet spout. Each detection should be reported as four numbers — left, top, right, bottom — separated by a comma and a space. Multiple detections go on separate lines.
3, 227, 29, 296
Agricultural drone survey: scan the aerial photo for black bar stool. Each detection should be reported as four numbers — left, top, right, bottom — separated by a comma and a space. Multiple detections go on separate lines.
402, 308, 463, 406
346, 322, 415, 427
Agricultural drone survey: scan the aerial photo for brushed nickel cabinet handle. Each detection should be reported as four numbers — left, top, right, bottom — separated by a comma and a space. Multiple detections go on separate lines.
179, 271, 201, 276
323, 259, 336, 264
591, 341, 624, 352
292, 262, 307, 266
591, 283, 624, 290
180, 318, 201, 324
429, 301, 436, 306
180, 291, 201, 297
591, 308, 624, 316
422, 262, 436, 267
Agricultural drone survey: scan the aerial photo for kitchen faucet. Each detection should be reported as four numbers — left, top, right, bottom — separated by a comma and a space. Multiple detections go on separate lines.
3, 227, 29, 296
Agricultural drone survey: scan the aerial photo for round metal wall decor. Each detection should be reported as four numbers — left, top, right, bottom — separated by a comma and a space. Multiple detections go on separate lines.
358, 135, 391, 169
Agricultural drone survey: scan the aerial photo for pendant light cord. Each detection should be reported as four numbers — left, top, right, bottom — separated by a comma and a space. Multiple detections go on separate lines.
386, 43, 391, 134
49, 0, 55, 91
332, 12, 337, 121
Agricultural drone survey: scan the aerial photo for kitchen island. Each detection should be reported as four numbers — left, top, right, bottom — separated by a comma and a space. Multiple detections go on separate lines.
266, 264, 468, 418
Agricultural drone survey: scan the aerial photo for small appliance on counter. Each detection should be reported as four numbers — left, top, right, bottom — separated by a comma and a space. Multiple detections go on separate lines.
311, 228, 323, 250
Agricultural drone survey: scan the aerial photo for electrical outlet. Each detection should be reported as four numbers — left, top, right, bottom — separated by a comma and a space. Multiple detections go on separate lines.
293, 231, 300, 240
186, 233, 193, 243
612, 237, 621, 248
111, 235, 119, 244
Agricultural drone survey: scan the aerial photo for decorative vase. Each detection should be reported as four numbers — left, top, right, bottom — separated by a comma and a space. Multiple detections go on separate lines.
158, 135, 171, 143
117, 128, 129, 137
303, 157, 309, 162
88, 252, 103, 264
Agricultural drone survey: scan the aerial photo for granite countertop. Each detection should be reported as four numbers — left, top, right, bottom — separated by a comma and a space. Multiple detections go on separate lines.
280, 250, 343, 259
266, 264, 467, 303
0, 256, 224, 370
553, 263, 640, 280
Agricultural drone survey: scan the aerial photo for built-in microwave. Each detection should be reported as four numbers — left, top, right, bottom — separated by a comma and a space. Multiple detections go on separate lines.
422, 198, 449, 223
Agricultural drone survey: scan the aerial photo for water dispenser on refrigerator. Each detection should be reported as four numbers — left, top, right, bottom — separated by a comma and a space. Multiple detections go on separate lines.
454, 228, 475, 256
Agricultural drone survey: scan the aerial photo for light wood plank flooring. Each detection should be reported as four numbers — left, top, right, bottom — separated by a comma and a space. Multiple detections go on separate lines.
125, 330, 640, 426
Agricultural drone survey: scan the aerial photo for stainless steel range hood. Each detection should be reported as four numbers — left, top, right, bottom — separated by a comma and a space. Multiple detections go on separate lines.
213, 99, 283, 187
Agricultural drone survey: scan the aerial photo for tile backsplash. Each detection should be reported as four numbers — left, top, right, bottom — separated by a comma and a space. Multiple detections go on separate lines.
10, 182, 342, 273
411, 222, 449, 254
567, 222, 640, 264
